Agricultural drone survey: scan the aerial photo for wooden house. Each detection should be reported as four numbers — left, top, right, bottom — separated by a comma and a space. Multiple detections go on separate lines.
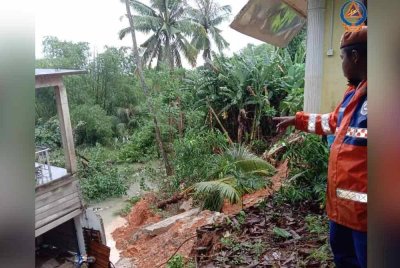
35, 69, 109, 266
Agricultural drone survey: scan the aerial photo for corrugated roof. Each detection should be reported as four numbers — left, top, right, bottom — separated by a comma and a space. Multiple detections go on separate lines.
230, 0, 306, 47
35, 68, 87, 77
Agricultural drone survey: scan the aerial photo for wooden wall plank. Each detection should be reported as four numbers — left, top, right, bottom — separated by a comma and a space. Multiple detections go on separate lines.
35, 193, 81, 222
35, 209, 82, 237
36, 181, 79, 208
35, 75, 62, 89
35, 201, 81, 229
87, 240, 110, 268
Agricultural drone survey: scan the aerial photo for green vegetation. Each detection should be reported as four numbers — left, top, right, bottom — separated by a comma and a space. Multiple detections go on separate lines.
33, 3, 338, 265
35, 0, 313, 208
305, 214, 329, 238
191, 145, 276, 211
276, 133, 329, 208
166, 254, 185, 268
79, 156, 128, 201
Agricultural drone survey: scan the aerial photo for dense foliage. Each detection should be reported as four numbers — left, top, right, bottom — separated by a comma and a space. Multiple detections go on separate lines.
277, 133, 329, 208
35, 16, 309, 203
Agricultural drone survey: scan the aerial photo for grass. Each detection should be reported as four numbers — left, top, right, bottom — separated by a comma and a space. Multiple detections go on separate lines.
307, 244, 333, 265
305, 214, 329, 239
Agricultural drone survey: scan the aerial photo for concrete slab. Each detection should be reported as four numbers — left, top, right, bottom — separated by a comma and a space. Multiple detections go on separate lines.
142, 208, 200, 236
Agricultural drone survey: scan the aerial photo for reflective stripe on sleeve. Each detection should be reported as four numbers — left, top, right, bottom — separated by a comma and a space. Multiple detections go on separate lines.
321, 113, 332, 134
336, 188, 367, 203
308, 114, 317, 133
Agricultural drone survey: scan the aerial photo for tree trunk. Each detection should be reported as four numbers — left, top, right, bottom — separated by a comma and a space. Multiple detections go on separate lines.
177, 97, 184, 138
207, 102, 233, 145
153, 116, 174, 176
237, 109, 247, 144
168, 104, 174, 143
124, 0, 174, 176
165, 35, 174, 70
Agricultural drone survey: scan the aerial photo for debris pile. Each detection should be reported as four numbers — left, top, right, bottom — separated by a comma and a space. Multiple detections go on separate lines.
194, 199, 333, 267
112, 161, 289, 267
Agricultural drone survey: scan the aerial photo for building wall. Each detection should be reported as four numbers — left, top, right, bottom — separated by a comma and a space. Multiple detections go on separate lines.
320, 0, 348, 113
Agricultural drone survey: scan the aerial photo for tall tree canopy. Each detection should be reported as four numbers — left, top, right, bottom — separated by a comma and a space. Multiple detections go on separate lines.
187, 0, 231, 62
119, 0, 198, 69
38, 36, 90, 69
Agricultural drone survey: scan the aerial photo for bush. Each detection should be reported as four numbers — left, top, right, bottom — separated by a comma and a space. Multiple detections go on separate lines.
172, 130, 227, 189
167, 254, 185, 268
71, 104, 114, 146
79, 157, 128, 201
276, 134, 329, 207
35, 117, 62, 148
118, 123, 158, 163
250, 139, 268, 155
279, 87, 304, 116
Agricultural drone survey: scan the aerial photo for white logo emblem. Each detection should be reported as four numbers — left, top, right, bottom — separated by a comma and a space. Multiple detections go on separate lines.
360, 100, 367, 116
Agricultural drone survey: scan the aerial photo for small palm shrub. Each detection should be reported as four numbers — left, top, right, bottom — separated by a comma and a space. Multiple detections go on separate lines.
191, 144, 276, 211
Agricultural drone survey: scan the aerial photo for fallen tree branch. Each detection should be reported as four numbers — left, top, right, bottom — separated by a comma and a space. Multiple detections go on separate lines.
157, 187, 195, 209
76, 151, 90, 168
263, 133, 304, 162
157, 193, 185, 209
76, 151, 90, 163
156, 235, 197, 268
207, 101, 233, 145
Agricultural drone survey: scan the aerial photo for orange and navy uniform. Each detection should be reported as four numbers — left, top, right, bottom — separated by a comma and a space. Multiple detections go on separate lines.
294, 80, 367, 232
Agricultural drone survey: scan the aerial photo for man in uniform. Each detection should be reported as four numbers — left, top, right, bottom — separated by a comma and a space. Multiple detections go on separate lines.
273, 26, 367, 268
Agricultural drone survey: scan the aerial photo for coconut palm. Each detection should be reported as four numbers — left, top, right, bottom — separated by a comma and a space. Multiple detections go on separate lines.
119, 0, 198, 69
187, 0, 231, 62
121, 0, 174, 176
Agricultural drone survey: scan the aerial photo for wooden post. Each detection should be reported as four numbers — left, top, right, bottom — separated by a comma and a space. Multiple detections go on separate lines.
54, 82, 77, 174
73, 216, 87, 256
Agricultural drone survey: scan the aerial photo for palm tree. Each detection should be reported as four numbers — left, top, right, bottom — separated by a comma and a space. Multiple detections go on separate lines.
187, 0, 231, 62
121, 0, 174, 176
119, 0, 198, 69
191, 144, 276, 211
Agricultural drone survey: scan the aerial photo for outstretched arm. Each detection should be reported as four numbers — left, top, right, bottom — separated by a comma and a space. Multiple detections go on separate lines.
273, 108, 339, 135
292, 111, 336, 135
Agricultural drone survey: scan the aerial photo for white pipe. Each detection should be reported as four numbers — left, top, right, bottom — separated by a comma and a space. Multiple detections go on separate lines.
328, 0, 335, 56
304, 0, 326, 113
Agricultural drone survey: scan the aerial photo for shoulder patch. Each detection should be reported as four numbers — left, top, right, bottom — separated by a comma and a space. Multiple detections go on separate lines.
360, 100, 367, 116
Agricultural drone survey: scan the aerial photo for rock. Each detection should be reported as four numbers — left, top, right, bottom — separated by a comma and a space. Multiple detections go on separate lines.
179, 197, 193, 212
142, 208, 200, 236
206, 212, 225, 225
115, 257, 137, 268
